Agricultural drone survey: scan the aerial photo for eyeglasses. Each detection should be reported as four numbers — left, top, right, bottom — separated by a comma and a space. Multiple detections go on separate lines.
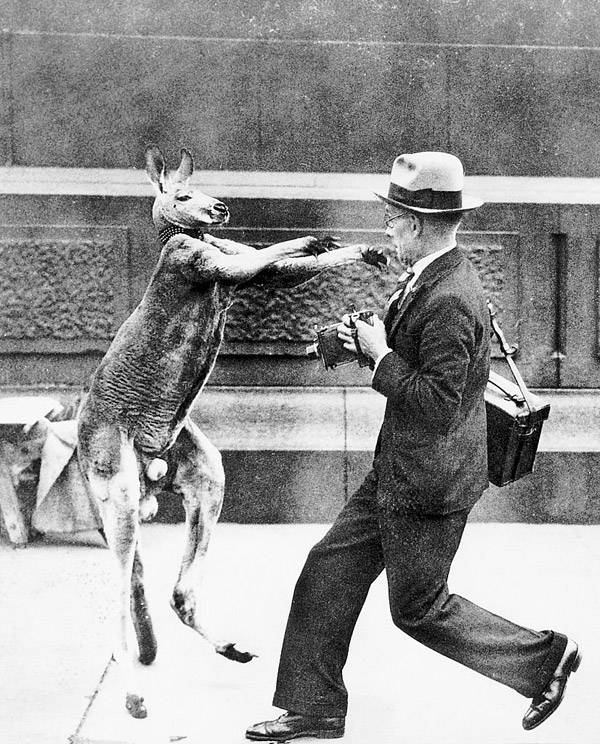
384, 213, 405, 228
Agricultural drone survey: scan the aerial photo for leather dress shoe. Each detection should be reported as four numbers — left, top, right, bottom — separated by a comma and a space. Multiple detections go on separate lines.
522, 639, 581, 730
246, 711, 345, 740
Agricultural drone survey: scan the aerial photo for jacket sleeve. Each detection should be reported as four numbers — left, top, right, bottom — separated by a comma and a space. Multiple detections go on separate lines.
372, 295, 477, 432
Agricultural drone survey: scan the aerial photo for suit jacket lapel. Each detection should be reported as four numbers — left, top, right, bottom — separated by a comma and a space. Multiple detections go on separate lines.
387, 247, 463, 340
387, 285, 419, 340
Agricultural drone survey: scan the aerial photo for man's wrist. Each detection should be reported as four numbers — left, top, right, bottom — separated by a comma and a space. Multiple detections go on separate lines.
372, 348, 393, 374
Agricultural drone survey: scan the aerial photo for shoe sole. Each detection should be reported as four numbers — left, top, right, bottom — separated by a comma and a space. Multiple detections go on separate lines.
523, 648, 582, 731
246, 729, 344, 741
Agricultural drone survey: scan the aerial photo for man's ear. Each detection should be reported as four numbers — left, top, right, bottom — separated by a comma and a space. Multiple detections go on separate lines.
409, 212, 423, 236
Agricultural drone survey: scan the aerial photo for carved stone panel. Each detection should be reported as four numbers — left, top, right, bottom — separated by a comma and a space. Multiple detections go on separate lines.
0, 224, 130, 353
222, 228, 520, 357
223, 228, 391, 353
461, 231, 521, 357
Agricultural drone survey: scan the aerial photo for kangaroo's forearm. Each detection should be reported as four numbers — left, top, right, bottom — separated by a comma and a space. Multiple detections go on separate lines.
179, 238, 310, 284
208, 245, 292, 283
208, 235, 310, 257
249, 246, 362, 287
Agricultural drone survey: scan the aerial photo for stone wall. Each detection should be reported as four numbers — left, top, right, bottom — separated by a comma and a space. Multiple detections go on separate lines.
0, 1, 598, 176
3, 194, 597, 389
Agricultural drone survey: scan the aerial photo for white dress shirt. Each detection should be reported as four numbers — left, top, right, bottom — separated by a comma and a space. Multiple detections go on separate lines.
373, 244, 456, 373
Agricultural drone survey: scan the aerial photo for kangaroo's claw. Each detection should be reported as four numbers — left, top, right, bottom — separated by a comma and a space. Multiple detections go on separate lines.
361, 246, 389, 269
308, 235, 341, 255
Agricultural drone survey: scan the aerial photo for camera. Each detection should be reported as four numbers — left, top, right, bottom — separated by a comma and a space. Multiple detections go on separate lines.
306, 309, 374, 370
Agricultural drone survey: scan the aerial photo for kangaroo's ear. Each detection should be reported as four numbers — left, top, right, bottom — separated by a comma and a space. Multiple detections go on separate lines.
145, 144, 167, 193
174, 148, 194, 185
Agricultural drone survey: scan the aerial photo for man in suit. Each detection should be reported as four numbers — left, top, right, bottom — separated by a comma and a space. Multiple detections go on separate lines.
246, 152, 580, 741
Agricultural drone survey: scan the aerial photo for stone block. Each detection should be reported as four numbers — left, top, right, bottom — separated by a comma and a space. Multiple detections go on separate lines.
448, 46, 600, 178
471, 452, 600, 524
10, 34, 447, 173
250, 41, 447, 173
9, 1, 600, 47
190, 387, 345, 451
0, 31, 12, 166
557, 205, 600, 387
0, 224, 130, 353
11, 34, 262, 169
156, 450, 347, 524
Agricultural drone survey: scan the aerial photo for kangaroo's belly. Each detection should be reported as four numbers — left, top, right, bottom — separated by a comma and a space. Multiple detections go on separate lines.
80, 283, 231, 455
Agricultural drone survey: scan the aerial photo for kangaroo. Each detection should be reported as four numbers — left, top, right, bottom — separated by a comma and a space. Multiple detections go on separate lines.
76, 144, 386, 719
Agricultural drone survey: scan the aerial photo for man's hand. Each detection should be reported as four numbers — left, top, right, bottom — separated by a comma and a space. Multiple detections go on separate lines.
337, 314, 391, 362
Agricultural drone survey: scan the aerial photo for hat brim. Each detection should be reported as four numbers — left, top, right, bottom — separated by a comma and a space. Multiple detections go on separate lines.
373, 191, 483, 214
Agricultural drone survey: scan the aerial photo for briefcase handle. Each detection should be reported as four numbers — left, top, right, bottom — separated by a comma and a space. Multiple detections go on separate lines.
487, 301, 537, 415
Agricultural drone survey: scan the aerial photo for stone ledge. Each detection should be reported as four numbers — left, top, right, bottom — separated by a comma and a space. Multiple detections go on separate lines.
190, 386, 600, 453
1, 167, 599, 204
1, 385, 599, 452
1, 386, 599, 524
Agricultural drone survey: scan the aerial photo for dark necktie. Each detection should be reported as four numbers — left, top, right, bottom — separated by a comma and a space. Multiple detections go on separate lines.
384, 268, 415, 334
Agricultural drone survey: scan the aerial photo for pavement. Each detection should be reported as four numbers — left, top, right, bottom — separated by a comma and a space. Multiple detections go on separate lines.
1, 521, 598, 744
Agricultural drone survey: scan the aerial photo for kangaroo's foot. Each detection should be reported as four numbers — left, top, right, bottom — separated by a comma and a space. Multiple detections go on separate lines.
171, 586, 257, 664
216, 642, 257, 664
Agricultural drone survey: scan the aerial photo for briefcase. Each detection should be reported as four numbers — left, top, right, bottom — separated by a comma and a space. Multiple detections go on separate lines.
485, 304, 551, 487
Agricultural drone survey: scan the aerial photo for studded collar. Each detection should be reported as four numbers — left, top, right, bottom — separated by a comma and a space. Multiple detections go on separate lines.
158, 224, 203, 246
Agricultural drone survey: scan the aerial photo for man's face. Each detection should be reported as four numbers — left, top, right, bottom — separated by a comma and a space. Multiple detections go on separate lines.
384, 206, 418, 264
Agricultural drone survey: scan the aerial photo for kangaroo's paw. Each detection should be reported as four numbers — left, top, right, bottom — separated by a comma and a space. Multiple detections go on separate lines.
126, 692, 147, 719
216, 643, 258, 664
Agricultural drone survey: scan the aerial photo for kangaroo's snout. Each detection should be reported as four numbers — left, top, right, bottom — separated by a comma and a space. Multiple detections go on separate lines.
211, 202, 229, 220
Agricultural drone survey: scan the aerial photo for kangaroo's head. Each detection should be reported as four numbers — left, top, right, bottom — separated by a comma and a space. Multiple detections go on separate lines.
145, 145, 230, 233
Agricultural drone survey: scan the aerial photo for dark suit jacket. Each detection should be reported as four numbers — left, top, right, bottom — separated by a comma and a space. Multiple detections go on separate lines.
372, 246, 490, 514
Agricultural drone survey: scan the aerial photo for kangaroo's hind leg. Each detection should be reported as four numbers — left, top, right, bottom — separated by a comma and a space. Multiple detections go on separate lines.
129, 472, 159, 666
130, 541, 157, 666
80, 426, 149, 719
169, 419, 256, 663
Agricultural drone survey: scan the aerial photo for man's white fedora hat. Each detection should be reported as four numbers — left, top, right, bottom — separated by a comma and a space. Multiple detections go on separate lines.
374, 151, 483, 213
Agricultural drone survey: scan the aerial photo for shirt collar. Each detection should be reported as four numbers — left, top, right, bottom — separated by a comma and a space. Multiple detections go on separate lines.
409, 244, 456, 283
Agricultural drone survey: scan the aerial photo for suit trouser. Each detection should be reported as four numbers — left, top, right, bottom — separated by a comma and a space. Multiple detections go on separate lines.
272, 469, 567, 717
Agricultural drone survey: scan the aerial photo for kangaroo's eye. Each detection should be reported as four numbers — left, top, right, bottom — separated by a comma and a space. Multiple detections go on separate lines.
175, 194, 192, 202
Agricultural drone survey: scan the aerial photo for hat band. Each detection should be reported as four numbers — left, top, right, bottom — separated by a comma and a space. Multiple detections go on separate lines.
388, 183, 462, 210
